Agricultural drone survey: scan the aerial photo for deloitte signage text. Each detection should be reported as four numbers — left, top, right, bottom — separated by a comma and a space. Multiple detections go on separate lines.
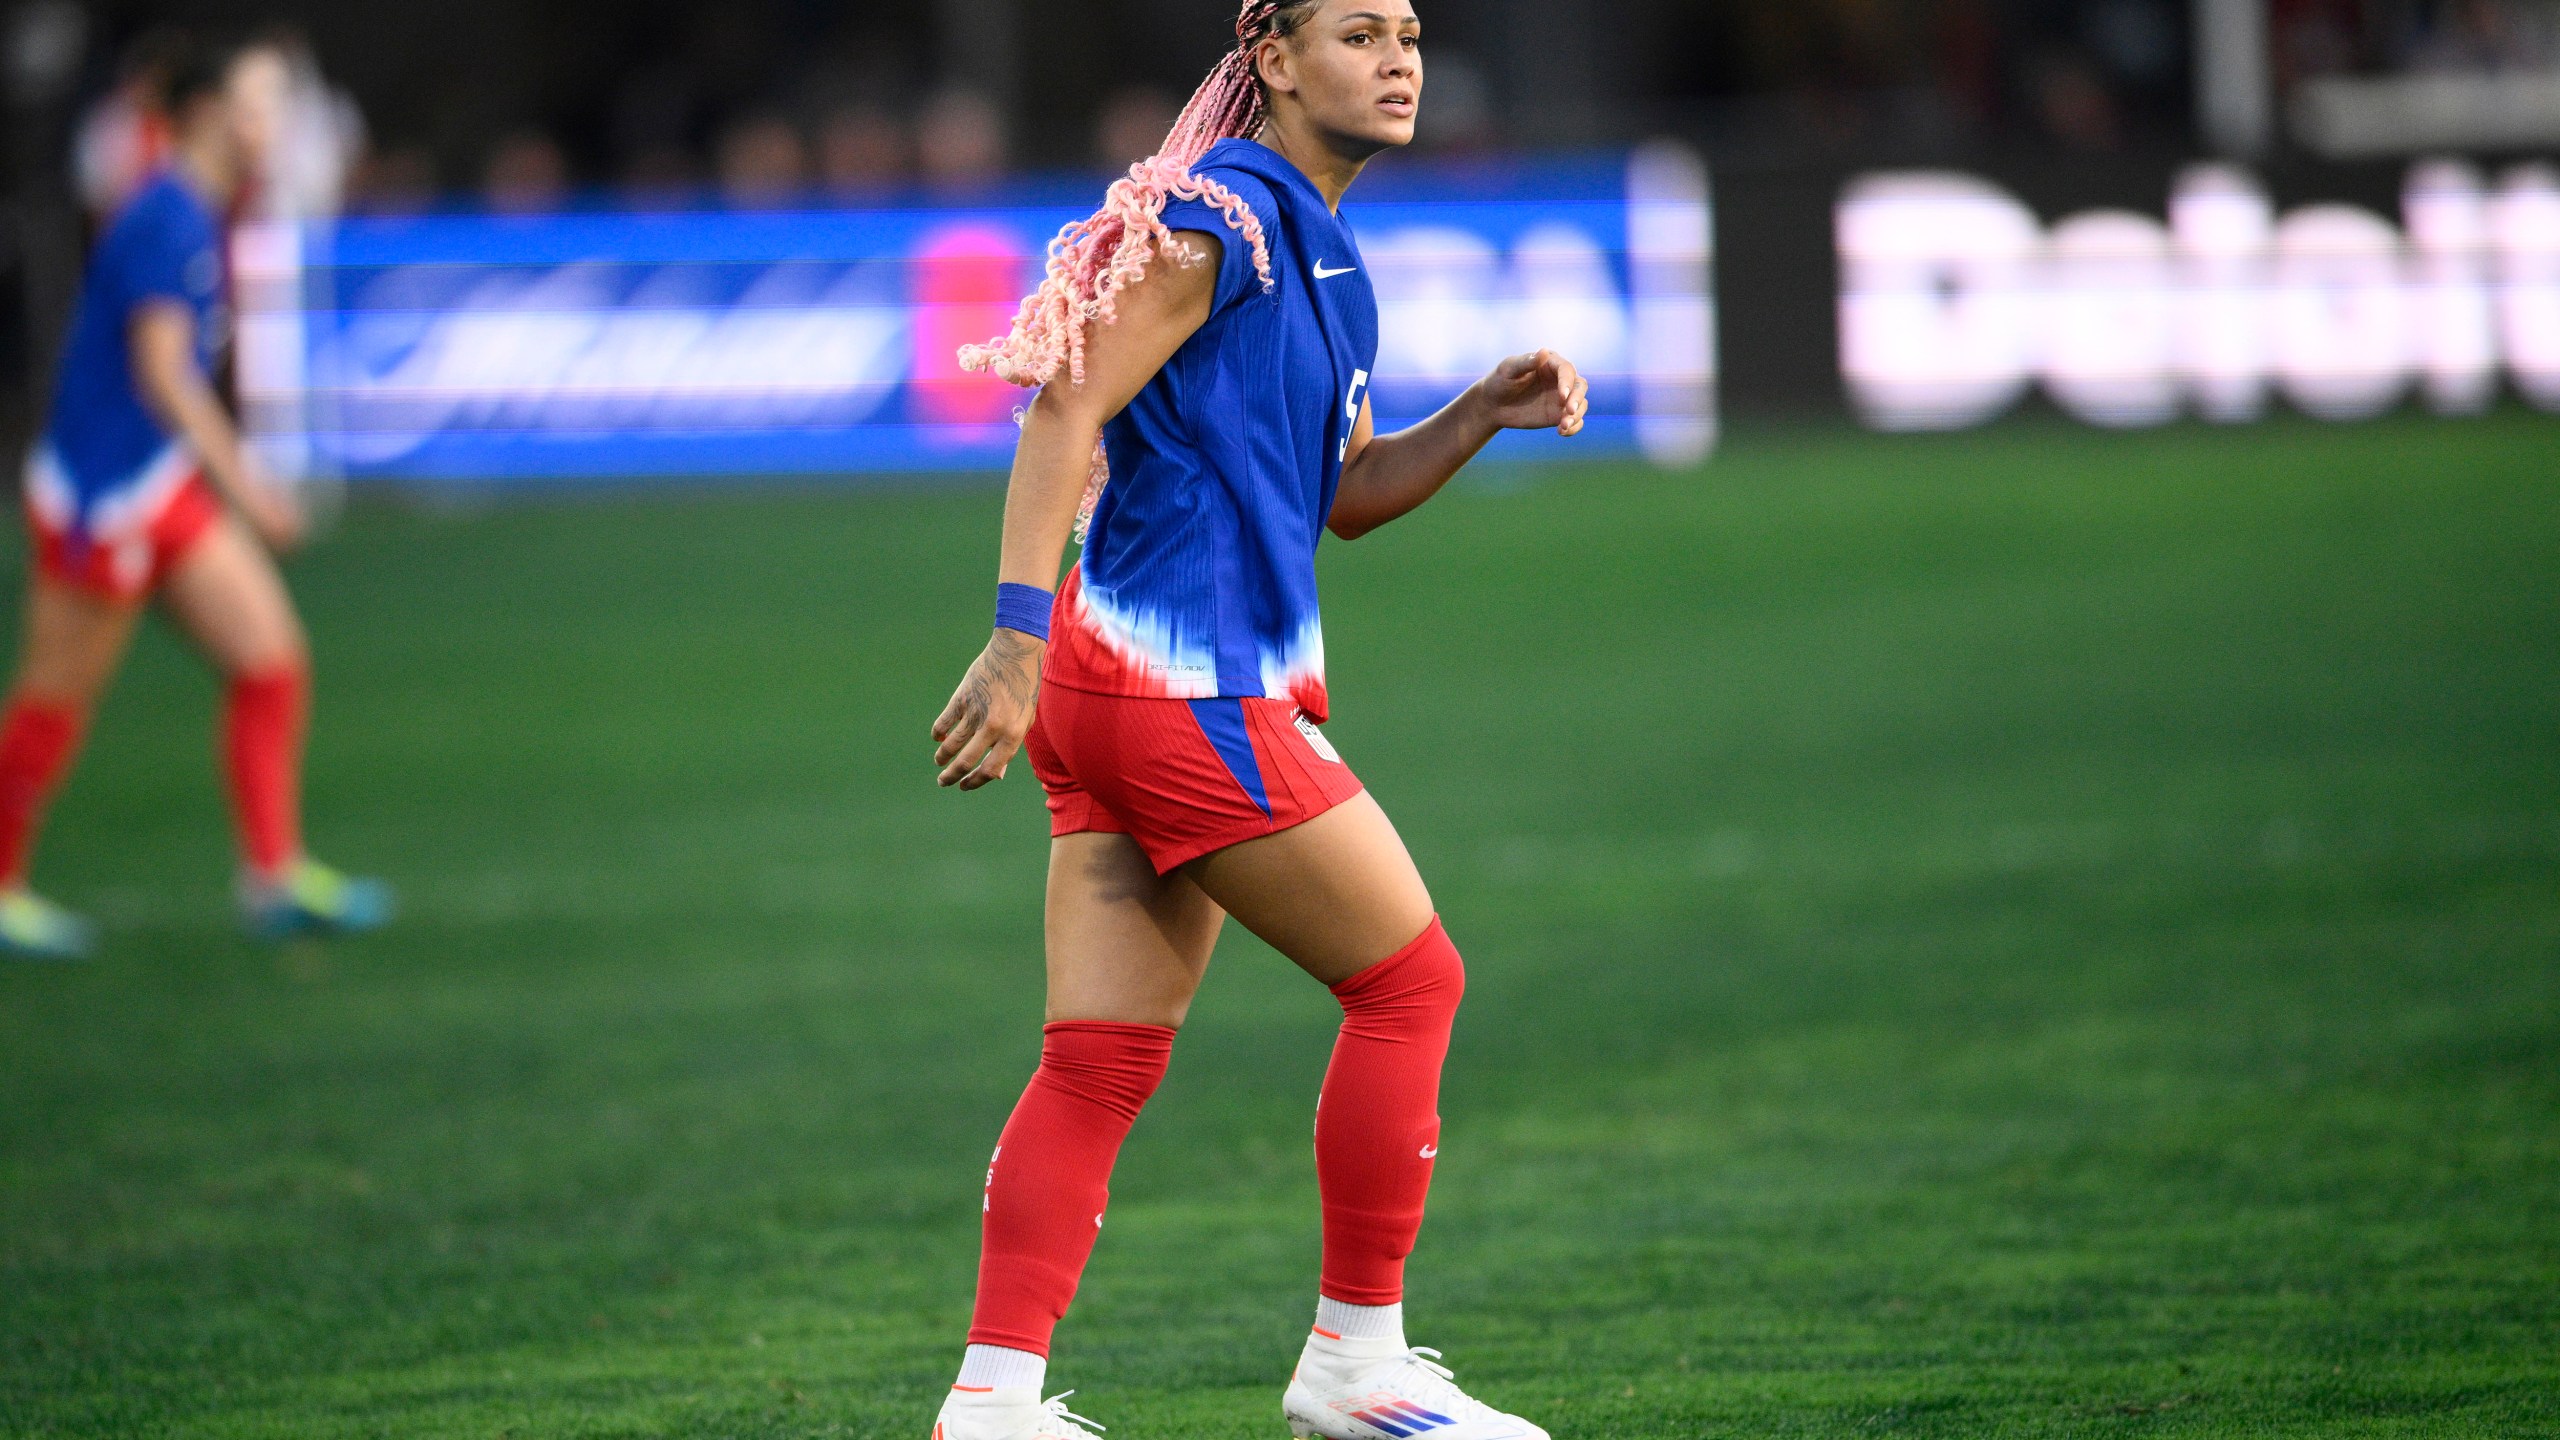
1838, 160, 2560, 430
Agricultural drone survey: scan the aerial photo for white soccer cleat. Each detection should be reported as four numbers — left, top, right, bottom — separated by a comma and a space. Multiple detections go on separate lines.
1283, 1334, 1548, 1440
932, 1387, 1108, 1440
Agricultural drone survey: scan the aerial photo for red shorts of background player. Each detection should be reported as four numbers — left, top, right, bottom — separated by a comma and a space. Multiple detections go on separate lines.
1026, 683, 1367, 874
25, 450, 223, 606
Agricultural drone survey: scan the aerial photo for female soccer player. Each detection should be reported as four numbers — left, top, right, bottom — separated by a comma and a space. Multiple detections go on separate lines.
0, 38, 389, 959
928, 4, 1586, 1437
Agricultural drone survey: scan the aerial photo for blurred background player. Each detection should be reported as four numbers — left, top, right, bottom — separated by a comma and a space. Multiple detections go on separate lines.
226, 26, 366, 228
0, 35, 390, 960
927, 3, 1588, 1438
71, 29, 181, 233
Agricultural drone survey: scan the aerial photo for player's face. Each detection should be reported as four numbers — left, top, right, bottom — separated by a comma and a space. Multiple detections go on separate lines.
226, 49, 289, 182
176, 90, 242, 179
1271, 2, 1423, 152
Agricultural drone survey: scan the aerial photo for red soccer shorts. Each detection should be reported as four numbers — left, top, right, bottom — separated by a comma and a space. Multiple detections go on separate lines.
27, 461, 222, 606
1026, 683, 1366, 874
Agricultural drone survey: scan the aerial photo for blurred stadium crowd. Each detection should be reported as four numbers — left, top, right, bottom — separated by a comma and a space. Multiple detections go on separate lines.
4, 3, 2555, 220
1, 1, 2539, 224
22, 4, 2197, 222
2279, 0, 2560, 85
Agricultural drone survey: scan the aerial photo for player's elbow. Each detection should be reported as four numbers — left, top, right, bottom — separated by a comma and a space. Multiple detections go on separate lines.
126, 355, 185, 425
1327, 507, 1381, 542
1326, 473, 1394, 541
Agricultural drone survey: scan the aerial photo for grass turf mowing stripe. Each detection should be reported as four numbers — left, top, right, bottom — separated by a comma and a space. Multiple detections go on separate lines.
0, 413, 2554, 1437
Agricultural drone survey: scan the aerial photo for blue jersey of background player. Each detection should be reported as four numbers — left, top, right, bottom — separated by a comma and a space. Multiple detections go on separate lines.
36, 169, 229, 549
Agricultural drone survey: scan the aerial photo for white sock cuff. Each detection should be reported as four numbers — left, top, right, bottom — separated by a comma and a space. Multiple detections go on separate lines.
956, 1344, 1047, 1393
1315, 1297, 1405, 1344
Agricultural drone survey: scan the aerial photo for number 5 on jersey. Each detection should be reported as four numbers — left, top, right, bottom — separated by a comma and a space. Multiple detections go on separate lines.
1339, 370, 1371, 463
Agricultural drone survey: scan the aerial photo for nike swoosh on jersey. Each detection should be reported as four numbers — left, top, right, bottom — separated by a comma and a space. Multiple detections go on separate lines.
1313, 261, 1359, 279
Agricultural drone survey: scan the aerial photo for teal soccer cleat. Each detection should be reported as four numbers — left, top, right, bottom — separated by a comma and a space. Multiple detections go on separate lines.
0, 889, 98, 961
242, 859, 395, 941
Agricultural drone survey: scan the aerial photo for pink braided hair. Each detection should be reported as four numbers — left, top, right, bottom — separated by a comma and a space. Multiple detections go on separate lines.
959, 0, 1319, 532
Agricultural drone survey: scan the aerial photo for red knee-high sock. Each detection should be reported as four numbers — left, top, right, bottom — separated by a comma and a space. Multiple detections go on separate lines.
1316, 917, 1466, 1307
968, 1021, 1176, 1356
223, 665, 308, 882
0, 699, 90, 888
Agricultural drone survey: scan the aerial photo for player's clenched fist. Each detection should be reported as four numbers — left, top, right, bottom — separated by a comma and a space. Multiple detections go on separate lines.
1473, 348, 1591, 438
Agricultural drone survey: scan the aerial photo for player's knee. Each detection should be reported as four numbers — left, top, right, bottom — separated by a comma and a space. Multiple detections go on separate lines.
1046, 992, 1197, 1032
2, 684, 93, 727
1333, 916, 1465, 1016
1409, 924, 1466, 1012
12, 655, 115, 710
220, 631, 308, 684
1032, 1021, 1177, 1122
12, 673, 78, 711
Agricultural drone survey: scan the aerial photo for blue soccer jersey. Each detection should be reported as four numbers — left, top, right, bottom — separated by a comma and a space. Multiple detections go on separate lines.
1045, 139, 1380, 724
35, 171, 226, 531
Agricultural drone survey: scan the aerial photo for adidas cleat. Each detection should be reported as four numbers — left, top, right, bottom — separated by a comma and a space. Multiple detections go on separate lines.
931, 1387, 1108, 1440
1285, 1336, 1547, 1440
0, 889, 96, 961
242, 859, 395, 941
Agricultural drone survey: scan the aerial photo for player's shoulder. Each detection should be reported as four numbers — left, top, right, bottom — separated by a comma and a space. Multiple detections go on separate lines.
106, 174, 213, 250
1157, 171, 1281, 298
1169, 169, 1281, 242
122, 173, 202, 223
1191, 162, 1280, 208
1184, 141, 1294, 215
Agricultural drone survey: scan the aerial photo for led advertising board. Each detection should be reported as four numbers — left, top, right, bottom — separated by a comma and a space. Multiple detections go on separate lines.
1839, 159, 2560, 431
235, 146, 1715, 485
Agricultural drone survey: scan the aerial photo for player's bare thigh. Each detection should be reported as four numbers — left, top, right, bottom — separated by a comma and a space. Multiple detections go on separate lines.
1182, 790, 1436, 988
10, 578, 144, 705
1045, 830, 1227, 1028
158, 516, 305, 677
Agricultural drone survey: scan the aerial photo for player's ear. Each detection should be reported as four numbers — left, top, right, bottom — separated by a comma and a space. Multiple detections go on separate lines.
1255, 36, 1299, 97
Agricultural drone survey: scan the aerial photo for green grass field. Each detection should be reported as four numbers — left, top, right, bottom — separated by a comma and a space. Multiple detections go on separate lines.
2, 415, 2555, 1438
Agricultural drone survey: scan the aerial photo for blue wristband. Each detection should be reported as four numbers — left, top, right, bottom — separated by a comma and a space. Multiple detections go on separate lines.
995, 583, 1055, 643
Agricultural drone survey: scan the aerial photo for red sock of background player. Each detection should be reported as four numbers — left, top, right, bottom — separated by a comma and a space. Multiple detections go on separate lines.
0, 698, 90, 889
1310, 917, 1465, 1350
223, 665, 307, 885
957, 1021, 1176, 1395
